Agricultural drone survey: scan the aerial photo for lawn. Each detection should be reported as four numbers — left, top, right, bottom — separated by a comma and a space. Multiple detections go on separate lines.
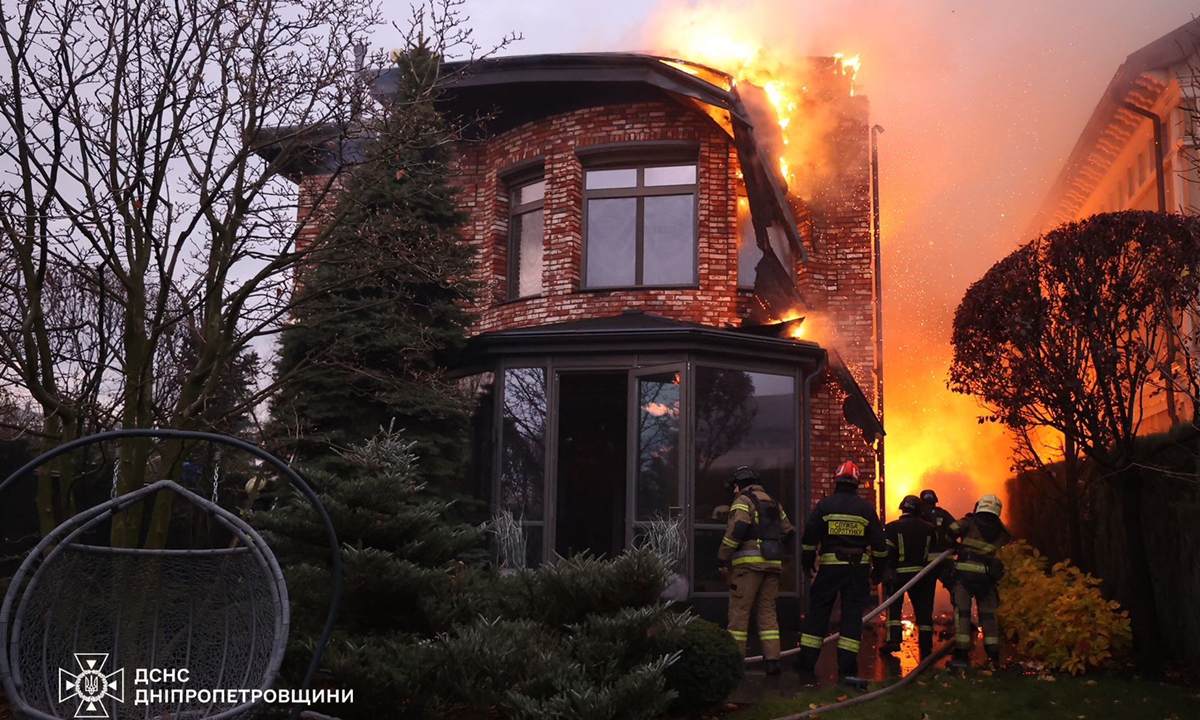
731, 669, 1198, 720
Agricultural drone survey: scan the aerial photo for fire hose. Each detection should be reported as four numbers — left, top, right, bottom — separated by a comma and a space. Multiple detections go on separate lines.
744, 548, 955, 663
771, 640, 955, 719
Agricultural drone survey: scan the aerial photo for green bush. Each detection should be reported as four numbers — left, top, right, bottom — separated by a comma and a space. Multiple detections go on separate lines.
996, 541, 1133, 675
658, 617, 744, 714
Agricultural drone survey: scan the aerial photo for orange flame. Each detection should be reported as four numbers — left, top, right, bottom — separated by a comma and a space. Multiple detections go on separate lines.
651, 12, 855, 190
649, 6, 1009, 517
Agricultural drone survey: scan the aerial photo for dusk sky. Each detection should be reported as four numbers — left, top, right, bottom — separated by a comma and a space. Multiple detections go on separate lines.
378, 0, 1200, 511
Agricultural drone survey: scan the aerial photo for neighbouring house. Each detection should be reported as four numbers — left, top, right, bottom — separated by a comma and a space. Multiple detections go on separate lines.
1029, 17, 1200, 433
277, 52, 884, 626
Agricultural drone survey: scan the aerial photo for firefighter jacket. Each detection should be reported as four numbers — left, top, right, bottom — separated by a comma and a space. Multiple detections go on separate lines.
923, 505, 958, 559
800, 485, 887, 571
884, 513, 937, 575
718, 484, 794, 572
948, 512, 1013, 581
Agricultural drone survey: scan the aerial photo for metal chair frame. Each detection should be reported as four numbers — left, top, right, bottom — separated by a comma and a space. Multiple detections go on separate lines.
0, 430, 343, 720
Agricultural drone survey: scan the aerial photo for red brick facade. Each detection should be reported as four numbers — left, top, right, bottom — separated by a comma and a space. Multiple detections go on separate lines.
448, 94, 879, 510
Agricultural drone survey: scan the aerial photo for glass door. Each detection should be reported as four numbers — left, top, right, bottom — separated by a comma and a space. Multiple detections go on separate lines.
627, 365, 687, 547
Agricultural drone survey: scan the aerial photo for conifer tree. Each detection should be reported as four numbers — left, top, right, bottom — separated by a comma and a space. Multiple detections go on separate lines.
253, 426, 485, 719
268, 44, 475, 482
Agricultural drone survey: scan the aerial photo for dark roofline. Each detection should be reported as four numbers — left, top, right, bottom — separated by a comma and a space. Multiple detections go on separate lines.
459, 310, 825, 368
458, 310, 884, 440
373, 52, 809, 261
257, 53, 814, 263
1028, 17, 1200, 234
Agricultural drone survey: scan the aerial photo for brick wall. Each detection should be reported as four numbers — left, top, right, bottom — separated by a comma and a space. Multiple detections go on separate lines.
453, 101, 756, 332
294, 93, 880, 512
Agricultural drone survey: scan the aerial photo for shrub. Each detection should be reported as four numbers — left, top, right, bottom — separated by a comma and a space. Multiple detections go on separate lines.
996, 541, 1133, 674
658, 617, 744, 714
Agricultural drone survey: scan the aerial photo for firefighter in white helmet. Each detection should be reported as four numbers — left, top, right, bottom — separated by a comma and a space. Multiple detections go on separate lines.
947, 494, 1013, 669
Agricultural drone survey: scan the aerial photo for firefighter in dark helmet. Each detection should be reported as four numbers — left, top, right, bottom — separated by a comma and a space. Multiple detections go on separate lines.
796, 461, 887, 687
948, 494, 1013, 669
718, 466, 794, 675
881, 494, 938, 659
919, 488, 958, 597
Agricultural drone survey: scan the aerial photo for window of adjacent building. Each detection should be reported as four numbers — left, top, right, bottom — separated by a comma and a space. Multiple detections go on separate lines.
583, 163, 697, 288
509, 179, 545, 299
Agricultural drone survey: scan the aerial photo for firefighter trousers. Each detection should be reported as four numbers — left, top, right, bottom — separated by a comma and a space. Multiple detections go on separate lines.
726, 566, 782, 659
884, 571, 936, 656
797, 564, 870, 675
953, 579, 1000, 657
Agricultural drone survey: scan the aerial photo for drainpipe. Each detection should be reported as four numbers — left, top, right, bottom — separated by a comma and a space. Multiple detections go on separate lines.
1121, 102, 1178, 426
870, 124, 886, 521
1120, 102, 1166, 213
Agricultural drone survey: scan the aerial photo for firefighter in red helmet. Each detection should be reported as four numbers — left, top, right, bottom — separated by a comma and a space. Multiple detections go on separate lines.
796, 460, 887, 688
718, 466, 795, 675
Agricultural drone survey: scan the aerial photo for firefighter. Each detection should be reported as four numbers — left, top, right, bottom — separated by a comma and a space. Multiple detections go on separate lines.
881, 495, 938, 659
796, 460, 888, 687
718, 466, 794, 675
947, 494, 1013, 669
919, 489, 958, 601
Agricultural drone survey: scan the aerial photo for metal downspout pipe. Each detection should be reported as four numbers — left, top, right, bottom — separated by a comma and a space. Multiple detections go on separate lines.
870, 124, 886, 523
1120, 101, 1177, 425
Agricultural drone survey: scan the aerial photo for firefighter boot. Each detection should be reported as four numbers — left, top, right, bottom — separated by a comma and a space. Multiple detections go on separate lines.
764, 660, 780, 676
840, 675, 870, 692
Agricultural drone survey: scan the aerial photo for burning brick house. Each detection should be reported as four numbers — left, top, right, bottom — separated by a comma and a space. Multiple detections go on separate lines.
284, 52, 883, 619
1029, 17, 1200, 433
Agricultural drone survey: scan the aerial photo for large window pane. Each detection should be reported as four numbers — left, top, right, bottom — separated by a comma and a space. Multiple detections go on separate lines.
642, 195, 695, 285
501, 367, 546, 520
635, 372, 680, 521
693, 369, 796, 517
513, 209, 544, 297
586, 198, 637, 287
693, 368, 797, 592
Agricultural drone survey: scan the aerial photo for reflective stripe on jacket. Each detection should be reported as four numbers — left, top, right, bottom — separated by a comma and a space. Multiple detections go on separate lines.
718, 484, 794, 572
884, 513, 936, 574
800, 486, 887, 568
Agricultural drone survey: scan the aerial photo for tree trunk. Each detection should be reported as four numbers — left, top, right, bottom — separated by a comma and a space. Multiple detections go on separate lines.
1118, 469, 1165, 674
1064, 437, 1084, 568
35, 415, 62, 538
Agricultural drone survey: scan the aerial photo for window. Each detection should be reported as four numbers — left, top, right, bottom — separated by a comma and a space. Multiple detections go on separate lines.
737, 195, 793, 288
737, 197, 759, 289
509, 179, 545, 298
691, 367, 797, 593
584, 163, 697, 288
499, 366, 547, 566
